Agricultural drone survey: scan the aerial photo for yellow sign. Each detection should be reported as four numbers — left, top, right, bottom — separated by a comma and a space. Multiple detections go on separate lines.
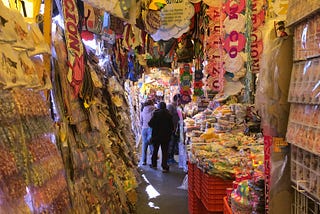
273, 137, 288, 152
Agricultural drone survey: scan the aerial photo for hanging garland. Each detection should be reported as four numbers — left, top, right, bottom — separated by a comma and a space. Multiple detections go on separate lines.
244, 0, 266, 103
244, 0, 253, 103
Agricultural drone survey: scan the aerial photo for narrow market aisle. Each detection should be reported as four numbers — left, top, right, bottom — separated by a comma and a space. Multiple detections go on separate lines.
134, 156, 189, 214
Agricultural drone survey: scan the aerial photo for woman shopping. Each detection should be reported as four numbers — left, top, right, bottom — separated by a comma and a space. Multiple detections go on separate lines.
140, 99, 156, 165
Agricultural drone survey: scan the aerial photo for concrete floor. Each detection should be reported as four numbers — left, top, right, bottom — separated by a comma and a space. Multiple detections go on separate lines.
134, 156, 189, 214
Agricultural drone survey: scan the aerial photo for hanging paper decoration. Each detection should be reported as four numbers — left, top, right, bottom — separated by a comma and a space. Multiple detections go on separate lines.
62, 0, 85, 97
179, 63, 192, 104
222, 0, 247, 83
151, 0, 194, 41
193, 68, 204, 97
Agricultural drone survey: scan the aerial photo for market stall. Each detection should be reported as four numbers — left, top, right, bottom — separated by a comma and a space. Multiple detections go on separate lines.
1, 0, 318, 213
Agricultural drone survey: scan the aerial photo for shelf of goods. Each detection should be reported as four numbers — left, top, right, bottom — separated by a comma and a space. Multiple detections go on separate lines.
286, 0, 320, 206
291, 145, 320, 201
0, 89, 72, 213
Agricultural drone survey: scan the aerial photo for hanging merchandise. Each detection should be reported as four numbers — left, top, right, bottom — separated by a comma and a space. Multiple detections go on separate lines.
109, 14, 125, 36
0, 1, 51, 90
52, 19, 139, 212
82, 2, 104, 35
146, 38, 175, 68
176, 35, 194, 63
81, 0, 137, 24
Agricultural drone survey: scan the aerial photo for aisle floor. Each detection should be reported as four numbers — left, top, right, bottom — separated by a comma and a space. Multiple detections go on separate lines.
134, 155, 189, 214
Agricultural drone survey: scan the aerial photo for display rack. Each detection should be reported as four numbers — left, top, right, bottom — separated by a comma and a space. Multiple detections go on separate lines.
287, 1, 320, 27
286, 0, 320, 209
291, 187, 320, 214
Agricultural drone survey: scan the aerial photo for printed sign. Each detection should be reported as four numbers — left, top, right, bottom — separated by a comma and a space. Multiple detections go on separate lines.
151, 0, 194, 41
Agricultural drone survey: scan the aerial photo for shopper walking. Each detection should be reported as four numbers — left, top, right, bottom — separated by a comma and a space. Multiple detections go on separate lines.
148, 102, 174, 173
167, 94, 181, 164
140, 99, 156, 165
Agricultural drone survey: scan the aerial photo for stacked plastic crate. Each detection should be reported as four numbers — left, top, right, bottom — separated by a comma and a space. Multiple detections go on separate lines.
201, 173, 233, 212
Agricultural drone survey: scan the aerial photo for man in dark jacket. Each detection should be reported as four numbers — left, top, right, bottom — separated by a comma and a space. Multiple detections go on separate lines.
148, 102, 174, 173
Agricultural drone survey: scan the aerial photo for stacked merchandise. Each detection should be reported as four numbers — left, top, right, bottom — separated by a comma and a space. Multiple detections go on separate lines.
186, 103, 264, 213
0, 89, 72, 213
186, 104, 263, 180
285, 0, 320, 211
189, 134, 263, 179
185, 103, 257, 136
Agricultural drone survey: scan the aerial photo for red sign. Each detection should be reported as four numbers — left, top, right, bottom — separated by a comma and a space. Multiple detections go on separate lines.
62, 0, 85, 96
264, 135, 272, 214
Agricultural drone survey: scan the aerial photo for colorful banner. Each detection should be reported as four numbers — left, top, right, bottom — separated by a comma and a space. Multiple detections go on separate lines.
204, 4, 225, 92
62, 0, 85, 96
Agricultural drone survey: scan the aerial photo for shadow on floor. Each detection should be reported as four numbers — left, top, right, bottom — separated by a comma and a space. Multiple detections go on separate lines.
134, 161, 189, 214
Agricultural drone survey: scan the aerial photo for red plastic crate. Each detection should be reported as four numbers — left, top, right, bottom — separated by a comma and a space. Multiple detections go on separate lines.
200, 173, 233, 212
188, 162, 195, 191
188, 190, 203, 214
223, 196, 232, 214
202, 200, 224, 212
194, 167, 202, 199
203, 174, 233, 190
